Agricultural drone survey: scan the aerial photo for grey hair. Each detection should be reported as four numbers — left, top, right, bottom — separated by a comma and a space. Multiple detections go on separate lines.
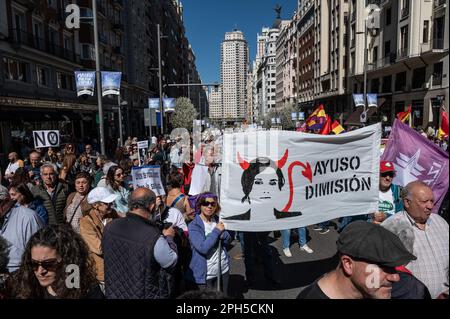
40, 162, 58, 174
128, 189, 156, 211
381, 219, 415, 254
401, 181, 431, 200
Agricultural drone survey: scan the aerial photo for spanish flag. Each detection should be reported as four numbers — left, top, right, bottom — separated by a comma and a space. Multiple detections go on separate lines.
319, 115, 332, 135
397, 105, 412, 123
438, 108, 449, 140
331, 120, 345, 135
306, 105, 327, 131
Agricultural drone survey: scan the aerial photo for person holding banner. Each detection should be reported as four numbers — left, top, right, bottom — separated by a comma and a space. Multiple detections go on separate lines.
105, 166, 130, 216
186, 192, 232, 295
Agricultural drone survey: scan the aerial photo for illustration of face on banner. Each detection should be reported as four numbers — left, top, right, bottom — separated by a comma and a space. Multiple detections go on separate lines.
101, 72, 122, 96
75, 71, 96, 96
220, 125, 381, 232
163, 98, 175, 113
353, 94, 365, 108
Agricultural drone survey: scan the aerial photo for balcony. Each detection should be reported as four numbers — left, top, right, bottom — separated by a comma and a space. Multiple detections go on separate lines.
8, 29, 80, 63
397, 47, 408, 60
433, 73, 443, 86
433, 38, 445, 50
401, 6, 409, 19
434, 0, 446, 9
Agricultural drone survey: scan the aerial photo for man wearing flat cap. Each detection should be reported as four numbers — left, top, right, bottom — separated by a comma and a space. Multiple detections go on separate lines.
298, 221, 416, 299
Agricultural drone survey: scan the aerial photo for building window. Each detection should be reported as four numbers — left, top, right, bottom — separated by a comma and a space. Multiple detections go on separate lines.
395, 72, 407, 91
382, 75, 392, 93
412, 67, 426, 89
3, 57, 29, 82
423, 20, 429, 43
384, 40, 391, 57
36, 66, 50, 87
400, 26, 408, 57
57, 72, 74, 90
385, 8, 391, 26
433, 62, 443, 86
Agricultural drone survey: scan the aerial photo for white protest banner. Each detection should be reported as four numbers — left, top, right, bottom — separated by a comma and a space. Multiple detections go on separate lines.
131, 165, 165, 196
137, 140, 149, 166
33, 130, 60, 148
220, 124, 381, 231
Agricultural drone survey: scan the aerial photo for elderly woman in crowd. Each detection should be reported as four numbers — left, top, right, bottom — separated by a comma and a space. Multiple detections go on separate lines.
186, 192, 232, 295
64, 172, 92, 233
10, 225, 103, 299
80, 187, 119, 288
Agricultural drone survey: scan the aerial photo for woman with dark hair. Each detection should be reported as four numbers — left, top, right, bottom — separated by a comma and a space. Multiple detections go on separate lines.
8, 182, 48, 225
10, 167, 33, 189
93, 155, 107, 187
63, 172, 92, 233
105, 166, 129, 216
166, 169, 188, 216
186, 192, 232, 295
59, 153, 78, 191
10, 224, 103, 299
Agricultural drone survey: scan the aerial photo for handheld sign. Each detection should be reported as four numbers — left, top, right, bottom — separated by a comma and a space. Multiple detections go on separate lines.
33, 130, 60, 148
131, 165, 165, 196
137, 140, 149, 166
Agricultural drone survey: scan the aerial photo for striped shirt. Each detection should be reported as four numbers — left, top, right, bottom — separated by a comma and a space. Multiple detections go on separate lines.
382, 211, 449, 298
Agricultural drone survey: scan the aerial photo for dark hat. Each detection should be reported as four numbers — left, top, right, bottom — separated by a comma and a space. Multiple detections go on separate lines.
337, 221, 416, 268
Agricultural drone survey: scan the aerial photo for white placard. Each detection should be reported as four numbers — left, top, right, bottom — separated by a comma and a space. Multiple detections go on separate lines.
33, 130, 60, 148
131, 165, 165, 196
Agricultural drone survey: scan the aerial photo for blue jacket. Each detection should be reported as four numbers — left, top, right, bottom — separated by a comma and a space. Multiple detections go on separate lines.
187, 214, 232, 284
28, 200, 49, 225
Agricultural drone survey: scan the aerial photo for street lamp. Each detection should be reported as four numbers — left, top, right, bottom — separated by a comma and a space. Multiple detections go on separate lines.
116, 97, 127, 147
362, 5, 381, 121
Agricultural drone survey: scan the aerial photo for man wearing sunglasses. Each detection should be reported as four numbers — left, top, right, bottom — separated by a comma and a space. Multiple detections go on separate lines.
371, 161, 403, 224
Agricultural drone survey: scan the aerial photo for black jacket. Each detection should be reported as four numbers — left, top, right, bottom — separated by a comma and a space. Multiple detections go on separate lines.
102, 213, 170, 299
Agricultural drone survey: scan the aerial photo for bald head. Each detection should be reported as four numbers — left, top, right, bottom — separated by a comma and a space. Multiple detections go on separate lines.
402, 181, 434, 225
8, 152, 18, 161
128, 187, 157, 217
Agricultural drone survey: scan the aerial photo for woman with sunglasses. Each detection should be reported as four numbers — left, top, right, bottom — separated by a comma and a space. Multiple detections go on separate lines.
186, 192, 232, 295
105, 166, 129, 216
80, 187, 119, 287
10, 224, 103, 299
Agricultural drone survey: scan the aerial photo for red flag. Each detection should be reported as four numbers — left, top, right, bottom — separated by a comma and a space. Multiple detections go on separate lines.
397, 105, 412, 123
319, 115, 332, 135
438, 108, 449, 140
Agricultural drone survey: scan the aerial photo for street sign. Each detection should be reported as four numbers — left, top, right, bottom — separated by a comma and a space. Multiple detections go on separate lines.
360, 111, 368, 123
33, 130, 60, 148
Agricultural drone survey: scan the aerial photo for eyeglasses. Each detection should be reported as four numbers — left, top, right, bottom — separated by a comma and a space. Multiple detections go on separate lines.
31, 258, 61, 272
381, 172, 395, 178
201, 201, 216, 207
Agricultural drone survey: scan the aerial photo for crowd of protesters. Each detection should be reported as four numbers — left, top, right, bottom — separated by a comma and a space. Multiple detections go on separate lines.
0, 127, 448, 300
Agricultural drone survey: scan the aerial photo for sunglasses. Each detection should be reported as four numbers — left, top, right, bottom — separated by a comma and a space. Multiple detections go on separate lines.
31, 258, 61, 272
115, 173, 124, 177
381, 172, 395, 178
201, 201, 216, 207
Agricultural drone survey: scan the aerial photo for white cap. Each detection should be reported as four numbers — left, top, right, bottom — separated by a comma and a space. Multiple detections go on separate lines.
87, 187, 118, 204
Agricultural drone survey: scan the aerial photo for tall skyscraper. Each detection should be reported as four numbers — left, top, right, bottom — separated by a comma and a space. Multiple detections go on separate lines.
220, 30, 249, 121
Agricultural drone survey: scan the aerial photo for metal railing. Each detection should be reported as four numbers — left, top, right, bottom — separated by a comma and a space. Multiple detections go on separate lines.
401, 6, 409, 19
433, 74, 443, 86
433, 38, 445, 50
9, 29, 79, 63
434, 0, 446, 8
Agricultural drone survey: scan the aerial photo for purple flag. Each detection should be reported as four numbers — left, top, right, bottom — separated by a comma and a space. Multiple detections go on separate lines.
382, 120, 449, 213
